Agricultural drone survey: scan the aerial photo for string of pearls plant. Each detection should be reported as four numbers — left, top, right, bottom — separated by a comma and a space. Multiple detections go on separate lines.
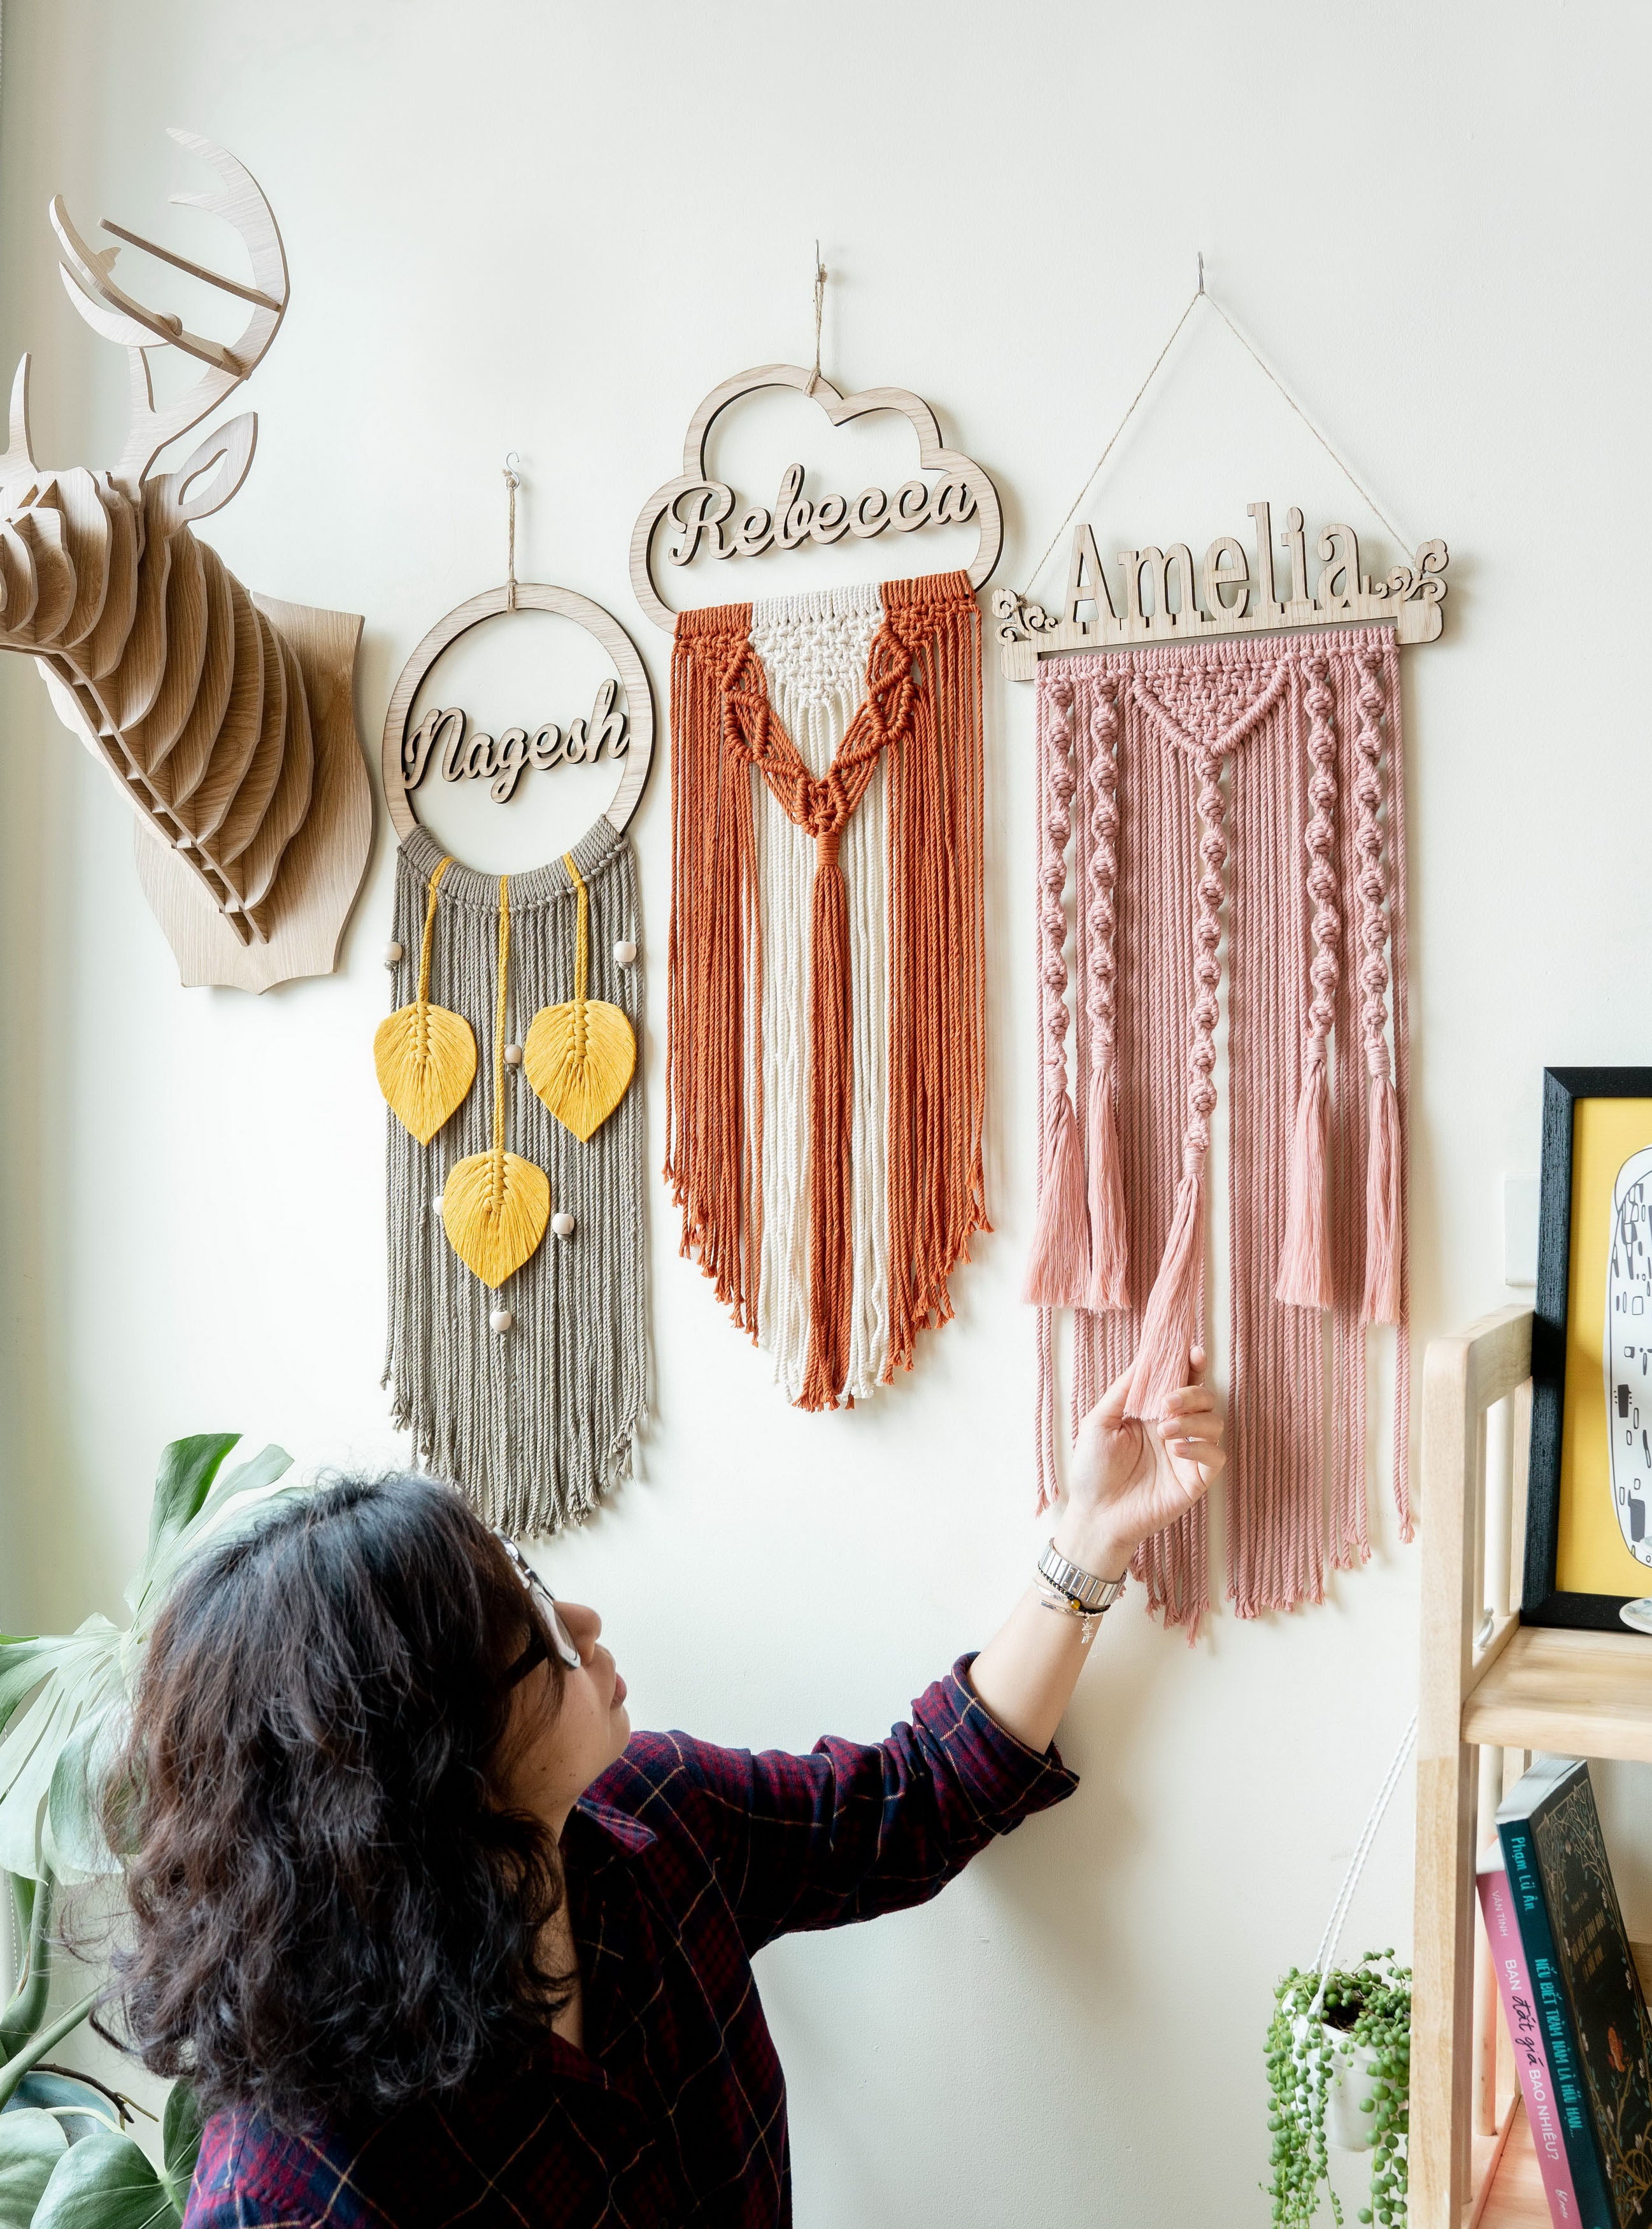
1265, 1950, 1411, 2227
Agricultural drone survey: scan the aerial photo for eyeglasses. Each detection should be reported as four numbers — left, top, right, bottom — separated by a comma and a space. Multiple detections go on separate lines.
496, 1535, 582, 1686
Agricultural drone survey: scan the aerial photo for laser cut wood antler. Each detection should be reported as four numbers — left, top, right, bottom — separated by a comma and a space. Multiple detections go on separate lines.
0, 133, 369, 992
49, 129, 289, 489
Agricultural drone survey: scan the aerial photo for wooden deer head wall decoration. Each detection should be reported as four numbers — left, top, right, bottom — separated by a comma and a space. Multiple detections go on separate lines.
1, 130, 371, 991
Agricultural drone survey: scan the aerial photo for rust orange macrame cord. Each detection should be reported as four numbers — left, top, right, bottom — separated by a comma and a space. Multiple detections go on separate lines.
667, 572, 988, 1411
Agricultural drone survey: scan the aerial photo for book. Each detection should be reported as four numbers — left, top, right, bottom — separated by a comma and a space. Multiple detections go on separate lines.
1499, 1756, 1652, 2229
1480, 1842, 1583, 2225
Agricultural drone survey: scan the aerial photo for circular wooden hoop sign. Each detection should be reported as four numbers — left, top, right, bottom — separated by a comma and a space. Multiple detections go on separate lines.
380, 583, 654, 844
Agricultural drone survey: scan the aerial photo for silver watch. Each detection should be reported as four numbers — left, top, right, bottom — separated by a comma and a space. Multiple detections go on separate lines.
1037, 1538, 1127, 1613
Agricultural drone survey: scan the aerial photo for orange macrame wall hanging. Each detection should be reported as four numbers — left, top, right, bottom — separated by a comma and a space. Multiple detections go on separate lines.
632, 366, 1001, 1409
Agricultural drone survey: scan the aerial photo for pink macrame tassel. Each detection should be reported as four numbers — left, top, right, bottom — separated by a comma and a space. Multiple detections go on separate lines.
1023, 1090, 1090, 1307
1275, 1058, 1334, 1309
1084, 1057, 1128, 1312
1125, 1161, 1204, 1419
1362, 1072, 1402, 1325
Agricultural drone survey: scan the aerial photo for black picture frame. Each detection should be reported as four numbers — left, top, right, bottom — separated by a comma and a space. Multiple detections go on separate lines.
1524, 1066, 1652, 1630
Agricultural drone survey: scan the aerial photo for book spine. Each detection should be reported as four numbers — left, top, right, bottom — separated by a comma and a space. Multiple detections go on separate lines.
1480, 1860, 1584, 2227
1501, 1821, 1620, 2229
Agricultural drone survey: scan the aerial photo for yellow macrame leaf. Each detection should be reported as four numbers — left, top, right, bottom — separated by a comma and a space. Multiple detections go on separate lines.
441, 1148, 550, 1288
523, 999, 636, 1143
374, 1002, 477, 1144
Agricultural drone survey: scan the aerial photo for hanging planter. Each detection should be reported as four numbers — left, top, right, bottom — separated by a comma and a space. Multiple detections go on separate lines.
1267, 1714, 1417, 2225
1267, 1953, 1411, 2226
1325, 2040, 1383, 2154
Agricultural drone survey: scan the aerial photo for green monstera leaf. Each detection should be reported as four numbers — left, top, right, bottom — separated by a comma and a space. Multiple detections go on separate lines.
0, 2108, 68, 2229
158, 2086, 202, 2216
31, 2132, 179, 2229
0, 1434, 296, 1883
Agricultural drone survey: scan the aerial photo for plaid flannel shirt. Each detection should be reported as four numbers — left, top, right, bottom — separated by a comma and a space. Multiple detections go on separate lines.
184, 1656, 1077, 2228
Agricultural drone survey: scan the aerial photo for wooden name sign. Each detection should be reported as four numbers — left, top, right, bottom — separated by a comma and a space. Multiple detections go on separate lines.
402, 680, 629, 804
381, 585, 653, 846
993, 502, 1449, 680
664, 459, 981, 566
630, 362, 1002, 631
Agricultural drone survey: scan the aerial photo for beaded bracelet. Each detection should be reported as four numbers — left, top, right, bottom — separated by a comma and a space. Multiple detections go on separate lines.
1035, 1581, 1109, 1647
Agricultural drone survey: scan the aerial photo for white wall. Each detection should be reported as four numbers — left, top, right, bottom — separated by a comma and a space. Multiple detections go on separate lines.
3, 4, 1649, 2221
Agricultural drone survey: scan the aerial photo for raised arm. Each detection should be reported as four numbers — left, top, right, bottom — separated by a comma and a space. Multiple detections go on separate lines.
968, 1349, 1225, 1751
626, 1662, 1078, 1956
613, 1352, 1223, 1953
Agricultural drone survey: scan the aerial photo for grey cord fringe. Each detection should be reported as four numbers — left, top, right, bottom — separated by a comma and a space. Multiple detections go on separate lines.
382, 821, 648, 1536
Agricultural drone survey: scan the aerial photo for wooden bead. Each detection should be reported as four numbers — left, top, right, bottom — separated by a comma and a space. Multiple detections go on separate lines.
613, 939, 638, 967
489, 1306, 515, 1334
552, 1210, 576, 1238
384, 940, 404, 967
504, 1041, 524, 1067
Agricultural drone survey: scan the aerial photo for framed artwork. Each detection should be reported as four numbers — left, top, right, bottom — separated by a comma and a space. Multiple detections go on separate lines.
1525, 1067, 1652, 1632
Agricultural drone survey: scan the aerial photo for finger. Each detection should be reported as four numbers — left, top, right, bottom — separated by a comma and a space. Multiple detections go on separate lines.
1164, 1423, 1221, 1455
1167, 1432, 1225, 1463
1161, 1384, 1219, 1418
1160, 1406, 1220, 1442
1188, 1344, 1207, 1381
1167, 1422, 1226, 1455
1092, 1362, 1136, 1428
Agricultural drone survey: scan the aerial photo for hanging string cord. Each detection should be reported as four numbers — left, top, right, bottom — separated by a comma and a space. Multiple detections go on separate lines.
491, 876, 511, 1176
417, 857, 453, 1006
563, 851, 590, 1020
1311, 1709, 1418, 2004
504, 453, 520, 613
1020, 284, 1204, 601
1020, 266, 1417, 602
806, 243, 827, 396
1200, 288, 1415, 552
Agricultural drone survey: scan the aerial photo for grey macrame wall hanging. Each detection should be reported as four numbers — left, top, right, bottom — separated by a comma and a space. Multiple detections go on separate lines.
375, 543, 655, 1535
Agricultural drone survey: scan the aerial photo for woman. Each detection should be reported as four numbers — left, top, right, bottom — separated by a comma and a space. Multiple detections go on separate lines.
111, 1358, 1223, 2228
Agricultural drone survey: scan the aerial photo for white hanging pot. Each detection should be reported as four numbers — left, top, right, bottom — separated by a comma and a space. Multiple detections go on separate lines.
1288, 2013, 1380, 2153
1325, 2038, 1381, 2153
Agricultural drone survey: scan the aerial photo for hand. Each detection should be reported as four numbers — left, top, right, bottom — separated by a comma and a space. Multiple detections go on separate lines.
1051, 1347, 1226, 1580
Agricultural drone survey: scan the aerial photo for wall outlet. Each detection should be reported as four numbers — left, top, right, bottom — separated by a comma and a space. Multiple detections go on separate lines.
1504, 1174, 1539, 1287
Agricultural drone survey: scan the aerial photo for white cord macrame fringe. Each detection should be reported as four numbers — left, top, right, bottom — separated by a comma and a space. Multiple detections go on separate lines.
750, 583, 890, 1404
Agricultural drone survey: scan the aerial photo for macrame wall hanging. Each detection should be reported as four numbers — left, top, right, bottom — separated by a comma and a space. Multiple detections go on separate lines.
995, 269, 1450, 1630
377, 467, 653, 1532
631, 354, 1001, 1409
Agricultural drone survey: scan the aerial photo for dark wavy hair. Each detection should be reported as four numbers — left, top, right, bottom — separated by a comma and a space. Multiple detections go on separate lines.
102, 1474, 571, 2130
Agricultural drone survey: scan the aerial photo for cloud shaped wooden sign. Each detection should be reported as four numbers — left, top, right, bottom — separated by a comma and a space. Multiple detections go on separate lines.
628, 362, 1002, 632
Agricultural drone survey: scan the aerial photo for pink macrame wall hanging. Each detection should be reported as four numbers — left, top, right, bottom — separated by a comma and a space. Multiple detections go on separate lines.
1025, 628, 1412, 1631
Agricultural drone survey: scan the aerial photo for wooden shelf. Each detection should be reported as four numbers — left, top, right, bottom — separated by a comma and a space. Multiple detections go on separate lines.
1416, 1309, 1652, 2225
1463, 1625, 1652, 1763
1474, 2101, 1548, 2229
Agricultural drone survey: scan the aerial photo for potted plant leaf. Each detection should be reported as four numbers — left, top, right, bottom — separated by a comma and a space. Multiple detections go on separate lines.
1265, 1950, 1411, 2227
0, 1432, 299, 2228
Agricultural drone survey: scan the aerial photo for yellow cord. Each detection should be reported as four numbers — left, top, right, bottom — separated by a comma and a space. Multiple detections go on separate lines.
417, 856, 453, 1005
564, 851, 588, 1004
492, 876, 509, 1186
